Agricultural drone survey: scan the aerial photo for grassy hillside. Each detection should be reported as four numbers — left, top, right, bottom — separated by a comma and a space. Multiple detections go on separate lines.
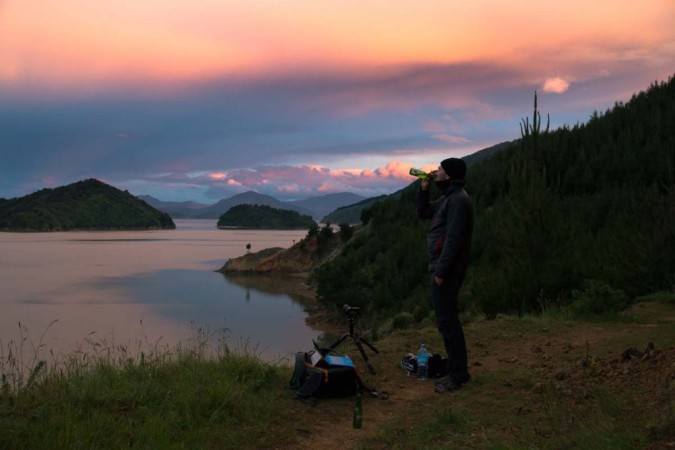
0, 179, 175, 231
313, 75, 675, 321
1, 297, 673, 449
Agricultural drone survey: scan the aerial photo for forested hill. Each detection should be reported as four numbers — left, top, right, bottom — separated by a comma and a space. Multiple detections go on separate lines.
0, 179, 175, 231
217, 204, 316, 229
313, 75, 675, 321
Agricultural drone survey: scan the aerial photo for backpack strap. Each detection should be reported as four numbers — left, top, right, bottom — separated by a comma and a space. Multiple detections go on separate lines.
289, 352, 308, 390
294, 367, 325, 399
291, 351, 332, 399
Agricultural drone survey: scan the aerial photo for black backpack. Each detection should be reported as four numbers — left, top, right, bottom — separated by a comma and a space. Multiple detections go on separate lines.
289, 351, 361, 399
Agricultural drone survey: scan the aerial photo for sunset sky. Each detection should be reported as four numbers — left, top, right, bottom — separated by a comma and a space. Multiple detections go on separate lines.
1, 0, 673, 202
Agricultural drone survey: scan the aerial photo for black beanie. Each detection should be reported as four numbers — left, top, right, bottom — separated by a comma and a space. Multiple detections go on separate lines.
441, 158, 466, 179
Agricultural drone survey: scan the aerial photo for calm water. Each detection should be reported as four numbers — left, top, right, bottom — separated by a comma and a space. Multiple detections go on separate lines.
0, 220, 321, 362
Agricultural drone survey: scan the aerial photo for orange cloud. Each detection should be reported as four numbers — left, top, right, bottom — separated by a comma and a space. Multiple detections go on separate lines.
2, 1, 672, 88
208, 172, 227, 180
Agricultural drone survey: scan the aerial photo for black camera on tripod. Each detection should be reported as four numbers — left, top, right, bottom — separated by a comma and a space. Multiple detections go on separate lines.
342, 304, 361, 319
329, 304, 379, 375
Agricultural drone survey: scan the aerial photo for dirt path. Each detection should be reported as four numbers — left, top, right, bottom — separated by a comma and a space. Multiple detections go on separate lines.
282, 301, 675, 449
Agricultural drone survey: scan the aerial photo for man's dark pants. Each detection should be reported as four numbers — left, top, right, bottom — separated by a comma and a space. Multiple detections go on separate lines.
430, 273, 469, 383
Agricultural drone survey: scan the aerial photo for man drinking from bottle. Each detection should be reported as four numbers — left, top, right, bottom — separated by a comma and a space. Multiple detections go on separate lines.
416, 158, 474, 393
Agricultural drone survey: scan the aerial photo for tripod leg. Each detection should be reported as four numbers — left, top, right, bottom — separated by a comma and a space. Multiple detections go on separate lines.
328, 334, 349, 351
358, 336, 379, 354
353, 338, 376, 375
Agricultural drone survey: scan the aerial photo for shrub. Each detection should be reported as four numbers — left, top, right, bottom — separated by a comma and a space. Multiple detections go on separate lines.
567, 279, 629, 318
339, 223, 353, 242
635, 290, 675, 305
391, 312, 415, 330
318, 224, 333, 242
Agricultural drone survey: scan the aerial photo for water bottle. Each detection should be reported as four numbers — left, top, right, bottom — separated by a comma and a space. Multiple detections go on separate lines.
353, 389, 363, 428
409, 168, 436, 179
417, 343, 429, 380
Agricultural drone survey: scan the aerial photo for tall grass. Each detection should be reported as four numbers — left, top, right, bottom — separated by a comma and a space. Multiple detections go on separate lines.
1, 320, 60, 393
0, 323, 298, 449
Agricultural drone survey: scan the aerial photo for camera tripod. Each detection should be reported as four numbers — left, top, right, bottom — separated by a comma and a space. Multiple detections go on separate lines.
327, 305, 379, 374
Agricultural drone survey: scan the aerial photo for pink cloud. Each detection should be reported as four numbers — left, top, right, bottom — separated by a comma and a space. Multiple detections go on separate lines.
542, 77, 571, 93
380, 161, 416, 179
306, 165, 330, 174
432, 133, 469, 144
197, 159, 452, 199
209, 172, 227, 180
317, 182, 338, 193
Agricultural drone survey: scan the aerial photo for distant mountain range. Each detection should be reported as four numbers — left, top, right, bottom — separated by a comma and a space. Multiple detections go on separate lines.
138, 142, 513, 224
138, 191, 366, 221
321, 195, 388, 224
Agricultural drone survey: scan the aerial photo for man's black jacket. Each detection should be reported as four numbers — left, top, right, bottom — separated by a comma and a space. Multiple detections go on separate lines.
416, 180, 474, 279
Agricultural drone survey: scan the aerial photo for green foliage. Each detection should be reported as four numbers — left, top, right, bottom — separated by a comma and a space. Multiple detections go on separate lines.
217, 204, 315, 229
317, 223, 333, 242
635, 291, 675, 306
391, 312, 415, 330
314, 188, 432, 320
313, 75, 675, 320
0, 179, 175, 231
306, 221, 319, 238
338, 223, 353, 242
567, 280, 629, 318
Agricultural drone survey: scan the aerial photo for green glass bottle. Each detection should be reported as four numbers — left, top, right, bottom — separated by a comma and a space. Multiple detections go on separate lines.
353, 389, 363, 429
409, 168, 435, 179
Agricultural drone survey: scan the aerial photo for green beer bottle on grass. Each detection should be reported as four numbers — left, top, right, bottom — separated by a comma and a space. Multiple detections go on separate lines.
353, 389, 363, 429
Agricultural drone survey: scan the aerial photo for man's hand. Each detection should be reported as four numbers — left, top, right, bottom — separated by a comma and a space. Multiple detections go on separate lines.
434, 275, 444, 286
421, 178, 431, 191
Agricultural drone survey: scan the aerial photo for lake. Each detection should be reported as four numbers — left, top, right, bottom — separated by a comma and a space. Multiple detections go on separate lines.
0, 220, 322, 364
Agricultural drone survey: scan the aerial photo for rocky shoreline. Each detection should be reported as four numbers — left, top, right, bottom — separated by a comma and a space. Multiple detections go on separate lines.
217, 239, 318, 274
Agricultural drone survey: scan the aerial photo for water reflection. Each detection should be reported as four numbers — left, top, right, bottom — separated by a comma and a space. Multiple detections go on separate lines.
94, 269, 322, 361
0, 222, 321, 363
221, 273, 314, 303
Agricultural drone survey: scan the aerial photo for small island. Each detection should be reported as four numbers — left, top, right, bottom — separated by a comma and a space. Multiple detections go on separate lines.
0, 179, 175, 231
217, 204, 316, 229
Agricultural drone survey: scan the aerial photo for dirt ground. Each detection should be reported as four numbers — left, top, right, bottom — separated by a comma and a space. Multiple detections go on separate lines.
279, 297, 675, 449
